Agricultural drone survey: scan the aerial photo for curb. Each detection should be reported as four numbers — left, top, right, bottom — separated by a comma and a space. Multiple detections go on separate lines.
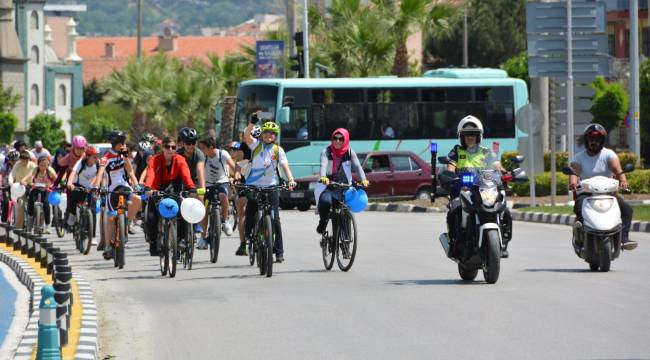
0, 247, 47, 360
366, 202, 650, 233
74, 275, 98, 360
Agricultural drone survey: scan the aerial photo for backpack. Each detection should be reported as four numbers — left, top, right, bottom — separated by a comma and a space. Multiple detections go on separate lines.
251, 142, 283, 183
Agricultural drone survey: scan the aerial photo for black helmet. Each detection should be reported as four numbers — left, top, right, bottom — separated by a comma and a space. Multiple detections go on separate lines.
583, 123, 607, 153
140, 132, 156, 143
6, 150, 19, 161
107, 130, 127, 146
178, 127, 198, 144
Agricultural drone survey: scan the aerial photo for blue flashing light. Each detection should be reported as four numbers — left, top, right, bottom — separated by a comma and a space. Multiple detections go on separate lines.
461, 174, 475, 185
430, 142, 438, 153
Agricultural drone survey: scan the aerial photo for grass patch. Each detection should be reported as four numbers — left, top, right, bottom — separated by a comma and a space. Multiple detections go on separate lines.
519, 205, 650, 221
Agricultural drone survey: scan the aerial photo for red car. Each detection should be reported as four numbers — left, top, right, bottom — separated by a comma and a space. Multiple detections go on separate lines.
280, 151, 433, 211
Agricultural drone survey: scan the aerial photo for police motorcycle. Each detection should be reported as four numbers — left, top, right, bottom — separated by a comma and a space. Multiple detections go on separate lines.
562, 163, 634, 272
437, 156, 527, 284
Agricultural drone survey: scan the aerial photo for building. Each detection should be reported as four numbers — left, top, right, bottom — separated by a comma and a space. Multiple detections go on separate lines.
606, 0, 649, 59
0, 0, 84, 140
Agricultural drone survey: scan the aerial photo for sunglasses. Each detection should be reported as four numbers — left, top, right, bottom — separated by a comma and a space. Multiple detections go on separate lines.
185, 141, 196, 146
164, 144, 177, 150
332, 136, 344, 142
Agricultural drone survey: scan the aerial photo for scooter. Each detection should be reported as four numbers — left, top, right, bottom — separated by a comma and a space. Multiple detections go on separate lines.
438, 156, 527, 284
562, 164, 634, 272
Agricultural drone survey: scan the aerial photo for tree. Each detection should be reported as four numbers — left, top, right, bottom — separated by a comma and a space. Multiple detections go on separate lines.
83, 79, 106, 106
27, 113, 66, 151
425, 0, 526, 68
0, 84, 21, 113
590, 76, 629, 133
0, 113, 18, 145
501, 52, 529, 88
71, 102, 132, 142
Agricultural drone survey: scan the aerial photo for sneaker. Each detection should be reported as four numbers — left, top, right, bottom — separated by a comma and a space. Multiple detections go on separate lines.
223, 222, 233, 236
97, 243, 105, 251
275, 254, 284, 263
501, 249, 509, 258
103, 245, 113, 260
194, 223, 203, 233
316, 219, 327, 234
235, 243, 248, 256
622, 239, 638, 251
196, 238, 209, 250
43, 228, 51, 234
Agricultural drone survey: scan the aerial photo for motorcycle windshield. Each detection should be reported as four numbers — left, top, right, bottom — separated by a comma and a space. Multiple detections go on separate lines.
458, 168, 502, 187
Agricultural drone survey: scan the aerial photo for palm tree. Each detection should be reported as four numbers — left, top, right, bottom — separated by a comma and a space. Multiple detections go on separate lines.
379, 0, 455, 77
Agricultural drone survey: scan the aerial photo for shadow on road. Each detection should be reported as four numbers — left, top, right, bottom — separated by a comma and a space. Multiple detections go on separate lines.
177, 268, 328, 281
387, 279, 482, 286
523, 268, 592, 273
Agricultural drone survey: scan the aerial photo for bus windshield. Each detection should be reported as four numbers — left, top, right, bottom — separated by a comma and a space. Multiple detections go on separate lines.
235, 85, 278, 134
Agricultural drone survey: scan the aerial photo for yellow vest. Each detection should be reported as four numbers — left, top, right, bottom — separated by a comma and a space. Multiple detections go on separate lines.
456, 146, 491, 170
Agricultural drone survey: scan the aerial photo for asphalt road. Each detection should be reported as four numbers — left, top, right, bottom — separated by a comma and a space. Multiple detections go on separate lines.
52, 211, 650, 360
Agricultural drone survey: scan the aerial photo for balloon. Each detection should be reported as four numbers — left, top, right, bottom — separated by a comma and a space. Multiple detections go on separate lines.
48, 191, 62, 206
57, 193, 67, 212
345, 188, 368, 213
10, 183, 25, 200
158, 198, 179, 219
180, 197, 206, 224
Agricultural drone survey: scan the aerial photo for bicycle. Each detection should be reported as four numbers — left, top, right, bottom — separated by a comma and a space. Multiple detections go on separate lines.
27, 188, 48, 236
201, 186, 224, 264
100, 188, 141, 269
51, 185, 66, 238
71, 186, 96, 255
1, 186, 16, 227
320, 183, 359, 272
236, 184, 286, 278
151, 190, 195, 277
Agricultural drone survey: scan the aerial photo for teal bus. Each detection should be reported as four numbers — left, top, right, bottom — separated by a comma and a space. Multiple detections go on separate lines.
232, 68, 529, 178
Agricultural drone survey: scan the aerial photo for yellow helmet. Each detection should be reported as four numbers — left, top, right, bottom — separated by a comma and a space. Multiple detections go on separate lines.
261, 121, 280, 135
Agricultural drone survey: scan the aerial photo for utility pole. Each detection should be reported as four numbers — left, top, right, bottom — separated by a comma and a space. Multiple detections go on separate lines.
287, 0, 295, 57
302, 0, 310, 78
567, 0, 575, 163
463, 4, 468, 67
630, 0, 641, 166
137, 0, 143, 60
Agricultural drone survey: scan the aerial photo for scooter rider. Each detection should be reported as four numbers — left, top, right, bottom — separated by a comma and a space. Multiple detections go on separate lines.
569, 124, 637, 251
445, 115, 513, 258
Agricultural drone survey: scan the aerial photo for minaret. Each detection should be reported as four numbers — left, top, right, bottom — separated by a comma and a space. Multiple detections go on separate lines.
64, 17, 82, 63
0, 0, 28, 128
44, 23, 60, 63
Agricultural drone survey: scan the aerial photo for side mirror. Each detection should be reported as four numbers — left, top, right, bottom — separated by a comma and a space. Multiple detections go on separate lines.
514, 155, 525, 164
562, 166, 576, 176
512, 168, 528, 183
438, 170, 460, 185
437, 156, 451, 165
278, 106, 290, 124
623, 163, 635, 173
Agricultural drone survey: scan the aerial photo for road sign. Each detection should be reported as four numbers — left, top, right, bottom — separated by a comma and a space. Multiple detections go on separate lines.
529, 55, 609, 79
516, 104, 544, 134
527, 33, 608, 57
526, 1, 606, 34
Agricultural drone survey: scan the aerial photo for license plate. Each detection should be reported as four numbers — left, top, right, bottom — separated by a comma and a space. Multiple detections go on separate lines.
290, 192, 305, 199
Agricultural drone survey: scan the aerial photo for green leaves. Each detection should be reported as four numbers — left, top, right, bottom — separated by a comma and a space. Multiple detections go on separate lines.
27, 113, 66, 152
0, 84, 21, 114
590, 76, 629, 133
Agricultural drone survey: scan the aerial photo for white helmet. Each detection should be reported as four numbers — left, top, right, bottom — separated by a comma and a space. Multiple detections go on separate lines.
457, 115, 484, 145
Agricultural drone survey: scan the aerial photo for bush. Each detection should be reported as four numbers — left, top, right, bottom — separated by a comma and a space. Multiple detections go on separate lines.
511, 169, 650, 196
71, 102, 132, 142
617, 152, 638, 168
27, 113, 66, 151
543, 151, 569, 171
0, 112, 18, 145
500, 151, 520, 171
627, 170, 650, 193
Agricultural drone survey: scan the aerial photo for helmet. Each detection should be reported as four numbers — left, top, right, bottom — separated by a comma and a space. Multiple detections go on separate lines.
229, 141, 241, 150
179, 127, 198, 143
6, 150, 19, 161
85, 146, 98, 157
251, 125, 262, 138
138, 141, 152, 153
457, 115, 484, 145
72, 135, 87, 148
583, 123, 607, 153
107, 130, 127, 146
140, 132, 156, 143
261, 121, 280, 135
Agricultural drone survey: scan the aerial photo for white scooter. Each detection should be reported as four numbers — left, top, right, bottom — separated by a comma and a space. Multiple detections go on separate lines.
562, 164, 634, 272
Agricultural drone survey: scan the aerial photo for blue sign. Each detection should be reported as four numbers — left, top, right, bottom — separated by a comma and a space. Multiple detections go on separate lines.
256, 41, 285, 79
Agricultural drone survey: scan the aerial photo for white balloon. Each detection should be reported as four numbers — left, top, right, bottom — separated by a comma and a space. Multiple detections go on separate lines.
57, 193, 67, 212
180, 197, 205, 224
10, 183, 25, 200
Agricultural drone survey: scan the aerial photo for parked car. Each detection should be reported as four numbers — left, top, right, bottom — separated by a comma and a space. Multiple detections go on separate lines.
280, 151, 434, 211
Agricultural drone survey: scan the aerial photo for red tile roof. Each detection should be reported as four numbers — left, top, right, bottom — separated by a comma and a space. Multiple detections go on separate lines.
77, 36, 255, 83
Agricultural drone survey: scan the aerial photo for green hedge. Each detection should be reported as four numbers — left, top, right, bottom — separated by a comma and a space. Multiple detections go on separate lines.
503, 151, 641, 172
511, 169, 650, 196
543, 152, 569, 171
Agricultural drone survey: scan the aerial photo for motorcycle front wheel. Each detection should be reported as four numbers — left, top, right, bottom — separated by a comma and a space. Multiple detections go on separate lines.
482, 229, 502, 284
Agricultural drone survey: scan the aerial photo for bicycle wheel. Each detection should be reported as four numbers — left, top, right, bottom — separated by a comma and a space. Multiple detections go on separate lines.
168, 220, 178, 278
54, 206, 65, 238
159, 221, 168, 276
208, 206, 221, 263
255, 218, 265, 275
263, 215, 274, 278
115, 214, 127, 269
248, 238, 255, 266
34, 204, 42, 235
141, 201, 149, 244
82, 208, 93, 255
336, 210, 358, 272
74, 209, 82, 253
321, 219, 335, 271
99, 209, 106, 251
185, 222, 195, 270
229, 201, 238, 231
8, 201, 15, 227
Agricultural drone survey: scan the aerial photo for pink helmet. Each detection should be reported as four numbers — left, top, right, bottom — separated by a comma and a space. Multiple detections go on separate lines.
72, 135, 87, 148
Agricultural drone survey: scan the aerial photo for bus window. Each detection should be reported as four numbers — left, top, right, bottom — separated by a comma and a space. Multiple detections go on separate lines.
422, 89, 445, 102
282, 88, 312, 141
311, 88, 365, 140
235, 85, 278, 134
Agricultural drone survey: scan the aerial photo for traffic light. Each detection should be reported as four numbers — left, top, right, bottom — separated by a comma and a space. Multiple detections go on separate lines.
290, 50, 304, 78
293, 31, 304, 48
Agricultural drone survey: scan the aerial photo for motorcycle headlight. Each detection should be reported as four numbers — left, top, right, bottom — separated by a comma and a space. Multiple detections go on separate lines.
588, 198, 614, 213
479, 187, 498, 207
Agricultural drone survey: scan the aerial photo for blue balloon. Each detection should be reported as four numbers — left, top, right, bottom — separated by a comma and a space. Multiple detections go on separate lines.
158, 198, 179, 219
48, 191, 61, 206
95, 201, 101, 214
347, 188, 368, 213
344, 188, 357, 203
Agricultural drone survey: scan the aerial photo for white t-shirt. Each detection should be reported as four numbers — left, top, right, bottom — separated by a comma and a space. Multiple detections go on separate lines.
572, 148, 617, 179
31, 148, 51, 160
204, 149, 231, 186
72, 159, 99, 188
245, 139, 287, 187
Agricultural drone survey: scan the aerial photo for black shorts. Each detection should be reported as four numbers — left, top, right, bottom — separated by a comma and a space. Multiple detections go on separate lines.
107, 185, 132, 214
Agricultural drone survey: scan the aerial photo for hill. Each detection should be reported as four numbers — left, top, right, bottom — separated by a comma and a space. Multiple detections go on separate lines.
49, 0, 285, 36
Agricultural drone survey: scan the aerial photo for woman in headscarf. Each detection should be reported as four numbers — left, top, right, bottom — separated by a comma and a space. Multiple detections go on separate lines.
314, 128, 368, 234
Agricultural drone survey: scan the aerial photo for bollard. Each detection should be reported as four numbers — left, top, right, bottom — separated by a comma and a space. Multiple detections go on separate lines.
40, 242, 52, 268
52, 284, 70, 347
36, 285, 61, 360
0, 223, 7, 243
13, 229, 22, 251
34, 237, 44, 261
27, 233, 36, 258
52, 258, 68, 282
54, 265, 73, 312
20, 232, 29, 254
46, 247, 59, 275
5, 224, 14, 246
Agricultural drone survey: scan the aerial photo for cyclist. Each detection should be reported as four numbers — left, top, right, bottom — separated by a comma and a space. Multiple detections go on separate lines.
569, 124, 637, 250
13, 141, 36, 162
144, 136, 196, 256
31, 140, 52, 161
65, 146, 100, 228
243, 116, 296, 263
8, 151, 37, 228
177, 127, 206, 190
94, 131, 142, 259
315, 128, 369, 234
26, 156, 56, 232
232, 136, 254, 255
134, 133, 156, 183
52, 140, 71, 173
1, 150, 19, 222
196, 136, 236, 250
445, 115, 513, 258
57, 136, 87, 184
